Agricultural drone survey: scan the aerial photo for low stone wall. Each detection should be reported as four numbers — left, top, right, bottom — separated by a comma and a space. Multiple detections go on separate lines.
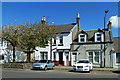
2, 63, 35, 69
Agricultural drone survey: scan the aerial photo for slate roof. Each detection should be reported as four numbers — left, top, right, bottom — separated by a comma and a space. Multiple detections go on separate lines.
55, 23, 76, 33
113, 37, 120, 51
73, 29, 113, 43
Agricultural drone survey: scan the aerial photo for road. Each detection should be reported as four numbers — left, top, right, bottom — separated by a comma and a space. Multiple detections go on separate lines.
1, 69, 120, 78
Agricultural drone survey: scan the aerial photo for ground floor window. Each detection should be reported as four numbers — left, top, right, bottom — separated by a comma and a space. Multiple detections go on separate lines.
116, 53, 120, 64
88, 51, 100, 64
40, 52, 48, 60
0, 55, 4, 60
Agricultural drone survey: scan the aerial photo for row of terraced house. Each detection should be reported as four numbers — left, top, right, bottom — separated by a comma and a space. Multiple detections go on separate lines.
0, 14, 120, 68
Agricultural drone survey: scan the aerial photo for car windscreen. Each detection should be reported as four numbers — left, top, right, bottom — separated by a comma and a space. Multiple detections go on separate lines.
78, 60, 89, 63
38, 60, 47, 63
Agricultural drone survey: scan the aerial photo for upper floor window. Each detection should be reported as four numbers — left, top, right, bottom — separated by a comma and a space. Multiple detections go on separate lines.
79, 34, 86, 42
95, 32, 103, 42
60, 36, 63, 44
97, 34, 102, 41
1, 40, 3, 47
53, 38, 56, 44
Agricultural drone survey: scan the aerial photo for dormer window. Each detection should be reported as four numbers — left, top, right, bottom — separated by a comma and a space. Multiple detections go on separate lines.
97, 34, 102, 41
95, 32, 103, 42
79, 34, 86, 42
60, 36, 63, 44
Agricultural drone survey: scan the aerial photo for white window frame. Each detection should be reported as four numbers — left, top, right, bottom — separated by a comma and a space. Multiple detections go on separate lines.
95, 32, 103, 42
79, 34, 86, 42
40, 52, 48, 60
87, 51, 100, 64
115, 52, 120, 65
59, 35, 63, 44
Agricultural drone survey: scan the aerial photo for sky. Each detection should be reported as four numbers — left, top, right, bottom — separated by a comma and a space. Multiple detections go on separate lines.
2, 2, 119, 37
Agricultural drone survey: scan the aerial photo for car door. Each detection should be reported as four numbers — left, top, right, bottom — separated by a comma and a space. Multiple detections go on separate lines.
49, 60, 53, 68
47, 60, 51, 68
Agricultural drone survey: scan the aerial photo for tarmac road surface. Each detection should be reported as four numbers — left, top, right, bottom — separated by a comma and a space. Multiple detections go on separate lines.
1, 69, 120, 78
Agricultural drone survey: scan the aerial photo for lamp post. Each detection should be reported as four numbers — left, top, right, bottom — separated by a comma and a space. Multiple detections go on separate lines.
104, 10, 109, 68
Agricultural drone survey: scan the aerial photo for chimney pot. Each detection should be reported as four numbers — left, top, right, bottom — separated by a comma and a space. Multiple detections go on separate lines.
52, 22, 54, 25
108, 21, 112, 30
42, 17, 44, 20
43, 16, 45, 21
77, 13, 79, 18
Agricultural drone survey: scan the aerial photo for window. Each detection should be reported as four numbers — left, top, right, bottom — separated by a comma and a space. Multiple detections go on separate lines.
1, 40, 3, 47
88, 51, 100, 63
89, 52, 93, 63
4, 41, 7, 47
53, 52, 56, 60
60, 36, 63, 44
0, 55, 4, 60
95, 52, 99, 63
40, 52, 48, 60
79, 34, 86, 42
97, 34, 102, 41
116, 53, 120, 63
95, 32, 103, 42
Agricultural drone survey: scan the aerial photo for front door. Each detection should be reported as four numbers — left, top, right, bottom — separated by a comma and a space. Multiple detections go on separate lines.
72, 53, 77, 66
66, 53, 69, 66
59, 52, 63, 65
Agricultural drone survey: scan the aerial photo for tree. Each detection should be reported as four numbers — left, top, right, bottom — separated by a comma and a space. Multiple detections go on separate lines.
18, 21, 57, 62
2, 22, 20, 62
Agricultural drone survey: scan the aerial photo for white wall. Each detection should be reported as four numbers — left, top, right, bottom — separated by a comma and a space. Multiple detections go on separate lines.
35, 32, 73, 61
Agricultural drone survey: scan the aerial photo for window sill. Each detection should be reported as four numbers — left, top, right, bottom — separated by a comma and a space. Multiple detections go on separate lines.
115, 63, 120, 65
92, 63, 100, 65
58, 44, 63, 46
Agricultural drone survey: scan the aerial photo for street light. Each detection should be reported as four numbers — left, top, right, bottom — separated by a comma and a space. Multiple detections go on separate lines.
104, 10, 109, 68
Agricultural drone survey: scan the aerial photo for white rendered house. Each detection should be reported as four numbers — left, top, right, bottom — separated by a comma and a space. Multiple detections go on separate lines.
35, 14, 81, 66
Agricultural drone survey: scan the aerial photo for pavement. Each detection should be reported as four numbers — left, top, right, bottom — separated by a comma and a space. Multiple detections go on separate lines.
54, 66, 119, 71
1, 65, 120, 71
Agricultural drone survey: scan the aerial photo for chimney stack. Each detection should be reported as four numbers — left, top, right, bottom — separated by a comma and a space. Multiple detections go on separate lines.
43, 16, 45, 21
76, 13, 81, 31
108, 21, 112, 31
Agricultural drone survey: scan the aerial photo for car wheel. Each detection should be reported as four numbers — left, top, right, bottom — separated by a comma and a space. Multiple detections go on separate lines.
44, 66, 47, 71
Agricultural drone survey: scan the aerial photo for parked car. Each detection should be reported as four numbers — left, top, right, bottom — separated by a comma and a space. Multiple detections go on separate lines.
73, 59, 92, 72
33, 60, 55, 70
